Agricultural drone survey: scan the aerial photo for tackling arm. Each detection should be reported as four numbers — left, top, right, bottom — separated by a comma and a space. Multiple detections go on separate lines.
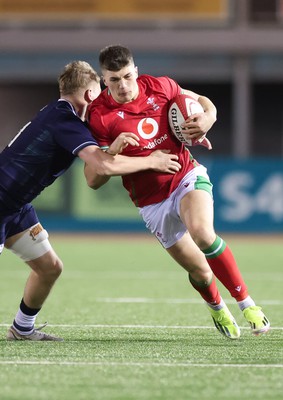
79, 146, 181, 190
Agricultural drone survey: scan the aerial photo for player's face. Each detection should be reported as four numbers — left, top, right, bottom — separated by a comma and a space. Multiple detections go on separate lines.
102, 63, 139, 104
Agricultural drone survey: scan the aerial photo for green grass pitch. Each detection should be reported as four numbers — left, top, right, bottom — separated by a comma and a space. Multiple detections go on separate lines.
0, 233, 282, 400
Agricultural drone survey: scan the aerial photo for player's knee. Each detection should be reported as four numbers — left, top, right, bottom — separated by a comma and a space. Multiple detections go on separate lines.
190, 225, 215, 250
202, 269, 214, 285
52, 257, 63, 278
29, 253, 63, 283
189, 269, 213, 287
43, 254, 63, 276
46, 257, 63, 282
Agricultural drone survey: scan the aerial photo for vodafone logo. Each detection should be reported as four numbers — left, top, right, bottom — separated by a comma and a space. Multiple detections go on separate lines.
137, 118, 158, 139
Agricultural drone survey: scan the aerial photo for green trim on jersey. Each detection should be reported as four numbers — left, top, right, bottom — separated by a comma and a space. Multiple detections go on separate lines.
203, 235, 226, 259
189, 152, 199, 168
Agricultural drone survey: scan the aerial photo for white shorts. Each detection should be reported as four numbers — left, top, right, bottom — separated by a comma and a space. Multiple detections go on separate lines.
139, 165, 212, 249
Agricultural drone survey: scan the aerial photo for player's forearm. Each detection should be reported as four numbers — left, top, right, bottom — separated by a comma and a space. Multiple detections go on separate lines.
182, 89, 217, 126
81, 146, 179, 189
84, 153, 153, 190
198, 96, 217, 124
95, 154, 154, 176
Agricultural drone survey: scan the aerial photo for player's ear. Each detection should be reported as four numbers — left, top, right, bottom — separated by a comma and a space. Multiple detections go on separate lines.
101, 75, 107, 87
134, 66, 138, 77
85, 89, 93, 103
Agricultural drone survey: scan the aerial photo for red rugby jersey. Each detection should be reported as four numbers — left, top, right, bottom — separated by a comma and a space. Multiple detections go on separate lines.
88, 75, 199, 207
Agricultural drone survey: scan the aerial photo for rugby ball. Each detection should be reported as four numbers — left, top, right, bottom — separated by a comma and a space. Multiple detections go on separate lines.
168, 94, 212, 149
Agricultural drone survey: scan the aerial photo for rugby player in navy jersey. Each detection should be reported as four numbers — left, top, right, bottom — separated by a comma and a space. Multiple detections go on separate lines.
1, 60, 181, 341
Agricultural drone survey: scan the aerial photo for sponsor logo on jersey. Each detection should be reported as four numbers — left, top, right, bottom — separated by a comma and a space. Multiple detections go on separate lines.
143, 135, 168, 149
137, 118, 159, 139
137, 117, 168, 150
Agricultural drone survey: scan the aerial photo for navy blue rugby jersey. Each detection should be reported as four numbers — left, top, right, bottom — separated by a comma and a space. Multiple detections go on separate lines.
0, 99, 98, 214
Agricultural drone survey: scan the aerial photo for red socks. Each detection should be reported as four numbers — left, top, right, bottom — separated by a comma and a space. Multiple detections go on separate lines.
189, 274, 221, 304
203, 236, 248, 301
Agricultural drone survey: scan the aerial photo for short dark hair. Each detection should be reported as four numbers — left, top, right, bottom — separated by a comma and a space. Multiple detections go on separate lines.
99, 45, 134, 71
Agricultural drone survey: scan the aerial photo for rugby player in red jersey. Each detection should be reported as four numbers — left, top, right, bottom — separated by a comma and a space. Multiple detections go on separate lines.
88, 45, 270, 339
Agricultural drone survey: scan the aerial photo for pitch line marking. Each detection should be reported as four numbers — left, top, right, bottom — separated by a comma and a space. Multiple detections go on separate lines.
0, 360, 282, 368
93, 297, 282, 305
0, 323, 282, 330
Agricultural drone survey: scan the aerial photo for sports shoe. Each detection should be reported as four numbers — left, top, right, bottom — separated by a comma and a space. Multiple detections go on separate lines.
7, 323, 63, 341
208, 305, 241, 339
243, 306, 270, 335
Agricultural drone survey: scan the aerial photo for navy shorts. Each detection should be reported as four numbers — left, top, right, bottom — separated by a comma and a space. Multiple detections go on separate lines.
0, 203, 39, 246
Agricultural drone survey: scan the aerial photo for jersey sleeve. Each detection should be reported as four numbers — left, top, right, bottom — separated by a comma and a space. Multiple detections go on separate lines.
157, 76, 181, 99
53, 113, 99, 155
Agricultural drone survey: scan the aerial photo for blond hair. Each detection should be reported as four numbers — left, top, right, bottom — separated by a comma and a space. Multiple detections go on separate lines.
58, 61, 100, 95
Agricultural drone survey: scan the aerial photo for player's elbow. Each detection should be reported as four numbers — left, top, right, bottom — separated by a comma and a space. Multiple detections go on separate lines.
86, 174, 109, 190
84, 158, 117, 189
84, 165, 108, 189
86, 177, 100, 190
89, 183, 102, 190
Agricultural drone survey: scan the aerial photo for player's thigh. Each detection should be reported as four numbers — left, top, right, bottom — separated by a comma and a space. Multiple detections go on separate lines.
6, 228, 63, 276
5, 229, 28, 248
5, 223, 61, 270
180, 190, 215, 246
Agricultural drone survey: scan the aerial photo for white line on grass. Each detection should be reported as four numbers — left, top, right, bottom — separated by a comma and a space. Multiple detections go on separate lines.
0, 323, 282, 330
93, 297, 282, 305
0, 324, 217, 329
0, 360, 282, 368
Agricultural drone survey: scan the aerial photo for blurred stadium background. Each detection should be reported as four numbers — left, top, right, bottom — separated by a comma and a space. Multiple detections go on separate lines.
0, 0, 282, 233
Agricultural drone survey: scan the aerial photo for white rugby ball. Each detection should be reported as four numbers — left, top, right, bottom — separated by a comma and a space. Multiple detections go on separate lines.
168, 94, 212, 149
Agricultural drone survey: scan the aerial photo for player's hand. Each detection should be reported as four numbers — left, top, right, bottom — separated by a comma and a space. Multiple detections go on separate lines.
149, 150, 181, 173
107, 132, 140, 155
181, 112, 213, 141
